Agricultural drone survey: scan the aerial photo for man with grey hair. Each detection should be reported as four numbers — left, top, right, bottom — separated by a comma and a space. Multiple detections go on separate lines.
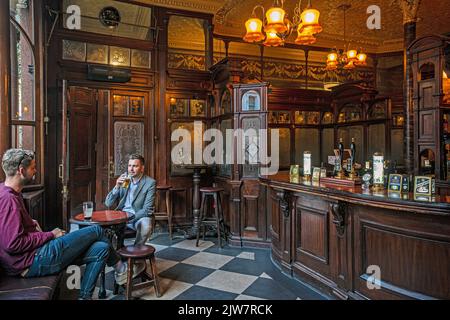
0, 148, 131, 299
105, 154, 156, 246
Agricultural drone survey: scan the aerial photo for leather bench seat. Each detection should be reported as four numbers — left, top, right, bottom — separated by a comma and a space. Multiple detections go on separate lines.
0, 272, 62, 300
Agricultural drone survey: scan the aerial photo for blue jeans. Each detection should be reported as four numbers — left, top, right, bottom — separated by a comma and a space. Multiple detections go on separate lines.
26, 225, 120, 299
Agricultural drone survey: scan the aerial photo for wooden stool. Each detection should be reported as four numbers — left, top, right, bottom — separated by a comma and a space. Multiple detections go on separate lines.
117, 245, 161, 300
196, 187, 226, 248
154, 185, 173, 239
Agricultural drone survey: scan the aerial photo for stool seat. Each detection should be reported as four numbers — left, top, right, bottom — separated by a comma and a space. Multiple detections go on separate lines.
197, 187, 227, 248
115, 244, 161, 299
200, 187, 224, 193
157, 185, 171, 190
118, 245, 155, 259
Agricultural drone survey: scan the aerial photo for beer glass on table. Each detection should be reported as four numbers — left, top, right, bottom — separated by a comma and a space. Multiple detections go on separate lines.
83, 201, 94, 220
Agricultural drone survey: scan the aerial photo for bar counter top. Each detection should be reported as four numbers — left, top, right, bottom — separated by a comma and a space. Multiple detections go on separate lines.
260, 172, 450, 216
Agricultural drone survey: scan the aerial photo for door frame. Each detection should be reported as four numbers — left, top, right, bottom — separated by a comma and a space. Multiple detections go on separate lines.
60, 81, 156, 226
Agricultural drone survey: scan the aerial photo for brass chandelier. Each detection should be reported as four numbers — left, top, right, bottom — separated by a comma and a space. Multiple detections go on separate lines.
325, 4, 367, 70
243, 0, 322, 47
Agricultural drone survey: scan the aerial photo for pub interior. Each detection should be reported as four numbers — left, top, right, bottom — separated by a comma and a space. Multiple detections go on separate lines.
0, 0, 449, 301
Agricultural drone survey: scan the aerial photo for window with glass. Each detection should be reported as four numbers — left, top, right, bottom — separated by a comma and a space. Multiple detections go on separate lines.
63, 0, 153, 41
10, 1, 40, 183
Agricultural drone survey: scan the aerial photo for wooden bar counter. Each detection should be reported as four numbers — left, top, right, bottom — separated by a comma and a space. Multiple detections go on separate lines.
260, 173, 450, 300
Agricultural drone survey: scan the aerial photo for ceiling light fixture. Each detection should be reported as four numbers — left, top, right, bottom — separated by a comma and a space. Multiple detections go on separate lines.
326, 4, 367, 70
243, 0, 322, 47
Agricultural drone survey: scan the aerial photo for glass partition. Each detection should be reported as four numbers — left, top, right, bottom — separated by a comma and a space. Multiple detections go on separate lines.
271, 128, 290, 169
295, 128, 320, 167
391, 129, 404, 166
368, 124, 386, 158
321, 128, 335, 165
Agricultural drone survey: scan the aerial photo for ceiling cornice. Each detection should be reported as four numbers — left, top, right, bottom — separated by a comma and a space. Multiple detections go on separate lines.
134, 0, 222, 14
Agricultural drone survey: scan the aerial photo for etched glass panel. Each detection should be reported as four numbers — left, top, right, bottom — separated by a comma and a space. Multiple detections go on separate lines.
219, 119, 232, 177
242, 117, 261, 178
62, 40, 86, 62
87, 43, 109, 64
110, 46, 130, 67
114, 122, 144, 176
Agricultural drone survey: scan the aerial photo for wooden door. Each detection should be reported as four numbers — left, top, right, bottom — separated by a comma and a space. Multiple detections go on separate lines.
68, 86, 97, 216
95, 90, 113, 210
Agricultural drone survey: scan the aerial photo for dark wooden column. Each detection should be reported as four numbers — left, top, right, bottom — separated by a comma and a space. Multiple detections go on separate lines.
155, 8, 169, 185
0, 0, 11, 179
404, 21, 417, 174
401, 0, 421, 174
204, 19, 214, 69
305, 49, 309, 89
259, 45, 264, 81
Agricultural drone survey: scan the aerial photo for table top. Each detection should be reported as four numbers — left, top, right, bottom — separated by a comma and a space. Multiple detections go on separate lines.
70, 210, 133, 226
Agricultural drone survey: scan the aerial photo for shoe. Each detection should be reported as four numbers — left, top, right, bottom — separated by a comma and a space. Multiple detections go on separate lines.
114, 261, 146, 286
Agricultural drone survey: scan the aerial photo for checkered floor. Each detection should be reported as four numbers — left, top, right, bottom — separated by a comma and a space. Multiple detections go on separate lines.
59, 232, 328, 300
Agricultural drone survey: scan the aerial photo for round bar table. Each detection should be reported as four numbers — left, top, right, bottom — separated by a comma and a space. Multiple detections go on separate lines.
181, 165, 208, 239
70, 210, 134, 299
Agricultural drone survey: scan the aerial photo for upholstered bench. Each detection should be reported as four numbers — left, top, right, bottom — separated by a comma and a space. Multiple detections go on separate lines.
0, 269, 62, 300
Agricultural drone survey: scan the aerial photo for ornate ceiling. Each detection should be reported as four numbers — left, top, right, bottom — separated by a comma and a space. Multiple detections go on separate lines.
137, 0, 450, 53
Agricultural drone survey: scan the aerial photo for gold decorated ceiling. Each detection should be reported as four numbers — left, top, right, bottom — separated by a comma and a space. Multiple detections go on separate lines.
137, 0, 450, 53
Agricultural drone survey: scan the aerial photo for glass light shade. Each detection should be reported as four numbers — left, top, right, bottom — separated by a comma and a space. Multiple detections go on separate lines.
295, 32, 316, 45
347, 49, 358, 61
355, 52, 367, 66
443, 71, 448, 79
326, 62, 338, 71
343, 61, 355, 69
244, 18, 265, 42
263, 31, 283, 47
265, 7, 287, 33
327, 52, 338, 62
299, 8, 322, 34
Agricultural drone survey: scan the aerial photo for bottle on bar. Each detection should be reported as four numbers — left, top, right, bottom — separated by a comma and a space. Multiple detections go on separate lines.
336, 138, 346, 179
362, 161, 372, 189
383, 160, 391, 189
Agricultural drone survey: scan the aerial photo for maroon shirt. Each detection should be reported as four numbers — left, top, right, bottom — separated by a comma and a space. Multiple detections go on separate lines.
0, 183, 54, 276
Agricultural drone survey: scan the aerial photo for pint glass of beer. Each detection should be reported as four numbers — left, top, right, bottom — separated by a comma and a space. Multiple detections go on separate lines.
122, 174, 131, 189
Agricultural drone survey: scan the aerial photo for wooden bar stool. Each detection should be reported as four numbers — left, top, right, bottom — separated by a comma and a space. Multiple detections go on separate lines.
196, 187, 226, 248
117, 244, 161, 300
154, 185, 173, 239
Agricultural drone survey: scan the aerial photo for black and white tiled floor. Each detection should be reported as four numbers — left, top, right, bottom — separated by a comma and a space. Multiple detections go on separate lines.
59, 232, 328, 300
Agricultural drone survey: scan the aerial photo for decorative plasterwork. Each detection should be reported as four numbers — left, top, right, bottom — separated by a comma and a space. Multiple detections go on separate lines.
399, 0, 421, 24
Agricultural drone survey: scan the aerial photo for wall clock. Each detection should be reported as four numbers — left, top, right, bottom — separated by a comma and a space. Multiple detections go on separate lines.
99, 6, 121, 29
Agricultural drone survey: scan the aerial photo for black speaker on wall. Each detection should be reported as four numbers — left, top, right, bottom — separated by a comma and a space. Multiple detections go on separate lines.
87, 64, 131, 83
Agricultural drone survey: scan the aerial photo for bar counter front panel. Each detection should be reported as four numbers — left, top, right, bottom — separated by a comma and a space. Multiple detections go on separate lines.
261, 173, 450, 300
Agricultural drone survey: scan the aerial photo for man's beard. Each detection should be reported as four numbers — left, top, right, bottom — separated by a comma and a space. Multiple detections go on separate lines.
21, 174, 35, 186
